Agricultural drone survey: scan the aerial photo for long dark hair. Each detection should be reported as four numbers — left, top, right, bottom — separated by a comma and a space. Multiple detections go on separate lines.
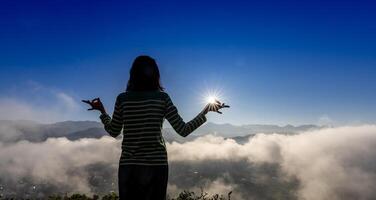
126, 55, 164, 91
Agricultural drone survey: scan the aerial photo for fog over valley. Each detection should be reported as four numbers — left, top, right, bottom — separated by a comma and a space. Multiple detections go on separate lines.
1, 120, 375, 199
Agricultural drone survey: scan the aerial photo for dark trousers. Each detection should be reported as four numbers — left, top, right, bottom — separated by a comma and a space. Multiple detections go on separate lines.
118, 165, 168, 200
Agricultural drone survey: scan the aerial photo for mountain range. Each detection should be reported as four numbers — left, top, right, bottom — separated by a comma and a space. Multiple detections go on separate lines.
0, 120, 323, 143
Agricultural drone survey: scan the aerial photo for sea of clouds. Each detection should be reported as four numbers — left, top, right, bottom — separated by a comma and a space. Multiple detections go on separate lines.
0, 125, 376, 199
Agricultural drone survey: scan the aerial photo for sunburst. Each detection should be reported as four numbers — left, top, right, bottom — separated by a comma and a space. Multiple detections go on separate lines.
201, 88, 224, 105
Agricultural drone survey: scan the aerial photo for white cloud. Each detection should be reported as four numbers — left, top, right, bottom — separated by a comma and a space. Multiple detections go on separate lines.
168, 125, 376, 200
0, 81, 93, 123
0, 124, 376, 199
0, 137, 120, 195
0, 95, 83, 123
56, 92, 79, 111
0, 98, 58, 122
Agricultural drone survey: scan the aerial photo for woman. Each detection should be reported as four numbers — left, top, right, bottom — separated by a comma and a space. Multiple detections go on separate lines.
83, 55, 228, 200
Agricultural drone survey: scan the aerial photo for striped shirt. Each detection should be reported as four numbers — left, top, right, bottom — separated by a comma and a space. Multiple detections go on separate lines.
100, 91, 207, 165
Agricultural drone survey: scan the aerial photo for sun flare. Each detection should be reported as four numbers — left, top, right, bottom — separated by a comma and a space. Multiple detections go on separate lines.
201, 87, 225, 106
206, 95, 217, 104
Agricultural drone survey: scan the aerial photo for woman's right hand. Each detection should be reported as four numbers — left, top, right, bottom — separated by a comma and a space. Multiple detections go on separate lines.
203, 100, 230, 114
82, 98, 106, 114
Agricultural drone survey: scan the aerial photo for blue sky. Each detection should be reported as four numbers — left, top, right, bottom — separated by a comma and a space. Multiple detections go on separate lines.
0, 0, 375, 125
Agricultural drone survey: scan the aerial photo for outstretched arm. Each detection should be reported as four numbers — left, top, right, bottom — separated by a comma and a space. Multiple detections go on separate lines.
100, 96, 123, 137
83, 97, 123, 138
165, 95, 206, 137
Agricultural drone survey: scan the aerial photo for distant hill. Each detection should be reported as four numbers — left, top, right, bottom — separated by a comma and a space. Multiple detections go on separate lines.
0, 120, 323, 143
169, 122, 321, 138
0, 120, 102, 142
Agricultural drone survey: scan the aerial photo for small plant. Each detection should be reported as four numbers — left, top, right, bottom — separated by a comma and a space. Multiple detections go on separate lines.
169, 189, 232, 200
101, 192, 119, 200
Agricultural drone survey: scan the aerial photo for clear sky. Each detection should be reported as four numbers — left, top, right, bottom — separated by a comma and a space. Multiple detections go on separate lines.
0, 0, 375, 125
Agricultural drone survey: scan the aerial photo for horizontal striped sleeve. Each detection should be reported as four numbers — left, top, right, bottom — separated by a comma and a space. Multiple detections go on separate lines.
100, 95, 123, 137
164, 94, 207, 137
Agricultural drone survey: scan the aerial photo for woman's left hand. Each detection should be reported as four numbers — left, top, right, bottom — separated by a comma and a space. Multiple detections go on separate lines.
203, 100, 230, 114
82, 98, 106, 114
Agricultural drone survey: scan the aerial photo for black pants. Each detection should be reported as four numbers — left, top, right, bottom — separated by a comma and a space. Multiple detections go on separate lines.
118, 165, 168, 200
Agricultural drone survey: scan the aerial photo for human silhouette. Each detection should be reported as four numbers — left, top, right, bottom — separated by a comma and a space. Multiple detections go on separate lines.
83, 55, 229, 200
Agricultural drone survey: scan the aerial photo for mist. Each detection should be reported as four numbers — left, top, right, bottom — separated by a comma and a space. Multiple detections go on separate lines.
168, 125, 376, 199
0, 123, 375, 199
